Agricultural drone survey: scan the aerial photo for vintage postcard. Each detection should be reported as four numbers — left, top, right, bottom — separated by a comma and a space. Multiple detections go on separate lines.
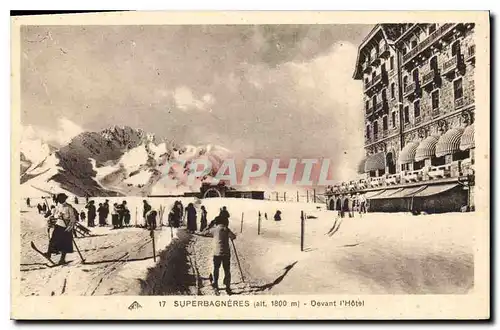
11, 11, 490, 320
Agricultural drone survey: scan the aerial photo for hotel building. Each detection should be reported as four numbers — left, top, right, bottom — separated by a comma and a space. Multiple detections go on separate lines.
327, 23, 476, 213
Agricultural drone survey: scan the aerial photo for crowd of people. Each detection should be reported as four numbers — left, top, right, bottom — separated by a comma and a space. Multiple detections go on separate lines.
331, 193, 368, 218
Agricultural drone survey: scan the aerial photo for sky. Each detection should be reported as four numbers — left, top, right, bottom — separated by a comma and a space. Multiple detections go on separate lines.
21, 24, 373, 182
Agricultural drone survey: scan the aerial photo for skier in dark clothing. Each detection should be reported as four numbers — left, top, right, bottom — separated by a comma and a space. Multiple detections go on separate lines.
274, 210, 282, 221
111, 203, 120, 229
219, 206, 230, 221
74, 196, 79, 205
200, 205, 208, 231
42, 203, 47, 213
201, 216, 236, 294
97, 203, 107, 226
26, 198, 31, 207
103, 199, 110, 225
37, 203, 42, 214
86, 200, 96, 227
121, 201, 130, 227
186, 203, 197, 233
143, 200, 152, 227
146, 210, 158, 230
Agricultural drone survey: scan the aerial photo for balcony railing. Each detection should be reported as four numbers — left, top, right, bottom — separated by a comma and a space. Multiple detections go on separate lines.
402, 23, 455, 65
442, 55, 459, 75
362, 61, 371, 73
375, 100, 387, 112
454, 97, 465, 109
370, 52, 380, 65
366, 106, 373, 115
422, 70, 437, 87
428, 164, 451, 179
404, 82, 416, 95
380, 43, 390, 58
365, 72, 387, 92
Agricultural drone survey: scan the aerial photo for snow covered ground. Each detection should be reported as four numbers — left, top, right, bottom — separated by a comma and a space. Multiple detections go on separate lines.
18, 197, 475, 296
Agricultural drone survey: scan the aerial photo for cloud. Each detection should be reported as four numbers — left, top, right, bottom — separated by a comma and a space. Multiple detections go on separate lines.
172, 86, 215, 111
21, 117, 84, 147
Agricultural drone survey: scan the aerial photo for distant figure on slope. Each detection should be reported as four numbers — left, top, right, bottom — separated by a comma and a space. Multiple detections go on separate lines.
274, 210, 282, 221
336, 196, 342, 217
103, 199, 110, 225
111, 203, 120, 229
37, 203, 42, 214
26, 198, 30, 208
97, 203, 107, 226
200, 205, 208, 231
219, 206, 230, 221
45, 193, 77, 265
143, 200, 152, 227
86, 200, 96, 227
201, 216, 237, 294
146, 209, 158, 230
74, 196, 79, 205
348, 196, 354, 218
178, 201, 184, 226
41, 203, 47, 213
264, 213, 268, 220
186, 203, 197, 233
121, 201, 130, 227
79, 210, 86, 223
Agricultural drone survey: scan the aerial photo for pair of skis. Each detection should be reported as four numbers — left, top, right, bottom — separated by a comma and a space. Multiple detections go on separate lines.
30, 242, 72, 267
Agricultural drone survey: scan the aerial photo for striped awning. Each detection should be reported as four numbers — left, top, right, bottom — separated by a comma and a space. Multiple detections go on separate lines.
435, 128, 465, 157
412, 184, 459, 197
357, 158, 366, 174
398, 142, 419, 164
364, 152, 386, 172
460, 124, 475, 151
415, 136, 439, 162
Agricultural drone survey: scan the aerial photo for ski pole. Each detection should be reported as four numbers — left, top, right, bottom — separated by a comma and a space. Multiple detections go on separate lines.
230, 238, 245, 283
72, 237, 86, 263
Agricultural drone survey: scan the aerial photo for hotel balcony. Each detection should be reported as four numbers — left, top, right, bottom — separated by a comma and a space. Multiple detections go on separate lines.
374, 100, 388, 113
369, 176, 385, 187
441, 55, 460, 77
362, 61, 371, 73
370, 52, 381, 66
402, 23, 455, 65
385, 174, 401, 185
421, 70, 439, 89
366, 105, 374, 116
365, 72, 388, 94
402, 169, 424, 183
466, 45, 476, 63
379, 43, 390, 58
428, 164, 451, 179
455, 97, 465, 109
357, 179, 368, 190
403, 81, 419, 98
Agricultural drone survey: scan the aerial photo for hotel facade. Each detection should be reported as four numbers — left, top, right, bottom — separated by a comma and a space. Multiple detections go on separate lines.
327, 23, 476, 213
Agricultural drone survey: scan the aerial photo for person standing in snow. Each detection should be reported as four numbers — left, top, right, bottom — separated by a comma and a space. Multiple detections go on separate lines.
86, 200, 96, 227
200, 205, 208, 231
219, 206, 230, 221
274, 210, 282, 221
44, 193, 77, 265
146, 209, 158, 230
201, 216, 236, 294
111, 203, 120, 229
143, 200, 152, 227
103, 199, 110, 225
26, 198, 31, 208
74, 196, 79, 205
37, 203, 42, 214
186, 203, 197, 233
97, 203, 107, 226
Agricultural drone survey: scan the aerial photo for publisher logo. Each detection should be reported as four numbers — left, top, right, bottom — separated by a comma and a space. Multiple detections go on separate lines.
128, 301, 142, 310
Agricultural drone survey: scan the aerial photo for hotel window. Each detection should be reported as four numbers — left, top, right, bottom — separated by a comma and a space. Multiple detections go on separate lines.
452, 40, 462, 57
430, 56, 438, 72
414, 100, 421, 118
413, 160, 425, 171
401, 163, 410, 171
431, 90, 439, 110
404, 106, 410, 124
364, 78, 369, 86
411, 39, 418, 49
390, 83, 395, 99
412, 68, 419, 84
454, 78, 463, 100
391, 111, 396, 128
431, 156, 446, 167
382, 116, 388, 131
403, 76, 408, 89
389, 56, 394, 70
373, 121, 378, 140
402, 47, 407, 56
366, 124, 371, 139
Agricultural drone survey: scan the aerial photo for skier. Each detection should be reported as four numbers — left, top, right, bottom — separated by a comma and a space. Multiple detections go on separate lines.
41, 203, 47, 213
74, 196, 79, 205
44, 193, 77, 265
143, 200, 152, 227
200, 205, 208, 231
86, 200, 96, 227
358, 194, 367, 214
26, 198, 31, 208
219, 206, 230, 221
264, 213, 268, 220
185, 203, 197, 233
348, 195, 354, 218
274, 210, 282, 221
122, 201, 131, 227
201, 216, 236, 294
37, 203, 42, 214
111, 203, 120, 229
146, 209, 158, 230
97, 203, 107, 226
79, 210, 86, 223
103, 199, 110, 225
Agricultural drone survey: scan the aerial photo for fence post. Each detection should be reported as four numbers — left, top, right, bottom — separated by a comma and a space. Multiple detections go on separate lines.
151, 229, 156, 262
297, 191, 299, 202
300, 211, 305, 251
240, 212, 244, 233
284, 192, 287, 202
313, 189, 316, 203
258, 212, 261, 235
306, 190, 309, 203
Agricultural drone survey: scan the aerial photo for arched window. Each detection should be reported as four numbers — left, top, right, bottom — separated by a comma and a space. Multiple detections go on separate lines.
430, 56, 438, 72
403, 76, 408, 88
452, 40, 461, 57
412, 68, 419, 83
366, 124, 371, 140
373, 120, 378, 140
390, 82, 395, 99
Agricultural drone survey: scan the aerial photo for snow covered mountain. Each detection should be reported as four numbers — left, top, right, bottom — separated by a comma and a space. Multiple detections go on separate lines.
20, 125, 232, 197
